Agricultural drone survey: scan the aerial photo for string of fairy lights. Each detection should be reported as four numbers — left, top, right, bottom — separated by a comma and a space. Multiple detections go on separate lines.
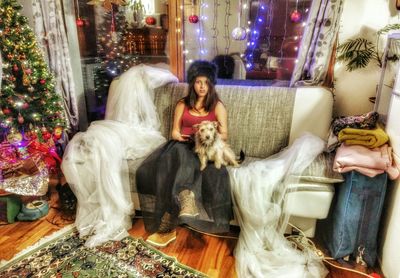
211, 0, 219, 55
182, 0, 310, 72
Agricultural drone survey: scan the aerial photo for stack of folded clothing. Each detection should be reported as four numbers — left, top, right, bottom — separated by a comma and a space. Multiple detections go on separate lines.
330, 111, 399, 180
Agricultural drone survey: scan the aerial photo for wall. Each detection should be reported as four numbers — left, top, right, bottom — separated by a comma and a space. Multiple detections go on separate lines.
334, 0, 399, 117
337, 1, 400, 277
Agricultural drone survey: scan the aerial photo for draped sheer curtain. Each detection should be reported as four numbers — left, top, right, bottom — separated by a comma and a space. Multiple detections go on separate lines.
32, 0, 79, 132
290, 0, 344, 87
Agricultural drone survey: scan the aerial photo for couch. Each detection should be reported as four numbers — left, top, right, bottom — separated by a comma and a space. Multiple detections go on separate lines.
124, 83, 343, 237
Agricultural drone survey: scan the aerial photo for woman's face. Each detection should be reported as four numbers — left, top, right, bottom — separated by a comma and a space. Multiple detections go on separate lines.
193, 76, 209, 98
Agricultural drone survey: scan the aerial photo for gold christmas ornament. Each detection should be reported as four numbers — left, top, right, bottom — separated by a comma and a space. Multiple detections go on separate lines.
7, 129, 23, 145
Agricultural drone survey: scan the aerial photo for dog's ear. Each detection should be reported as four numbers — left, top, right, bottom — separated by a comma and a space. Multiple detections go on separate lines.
193, 123, 200, 129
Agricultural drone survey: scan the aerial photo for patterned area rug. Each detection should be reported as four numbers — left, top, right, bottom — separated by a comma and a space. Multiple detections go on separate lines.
0, 226, 207, 277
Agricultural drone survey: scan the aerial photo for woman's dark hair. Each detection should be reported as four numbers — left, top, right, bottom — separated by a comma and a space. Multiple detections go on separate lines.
183, 77, 220, 112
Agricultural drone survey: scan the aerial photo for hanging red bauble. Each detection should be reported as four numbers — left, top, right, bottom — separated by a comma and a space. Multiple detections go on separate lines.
145, 16, 156, 25
13, 64, 18, 71
25, 68, 32, 75
189, 15, 199, 24
290, 10, 302, 23
2, 108, 11, 114
39, 79, 46, 85
76, 17, 85, 27
18, 113, 24, 124
22, 103, 29, 109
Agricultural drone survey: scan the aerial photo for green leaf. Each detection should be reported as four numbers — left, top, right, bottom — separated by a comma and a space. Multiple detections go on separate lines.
337, 38, 376, 71
377, 24, 400, 35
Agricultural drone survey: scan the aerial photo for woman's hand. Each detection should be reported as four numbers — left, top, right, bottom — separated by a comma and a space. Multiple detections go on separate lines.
172, 130, 190, 142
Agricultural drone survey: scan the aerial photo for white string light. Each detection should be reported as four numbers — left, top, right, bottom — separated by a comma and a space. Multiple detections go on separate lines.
224, 0, 231, 55
211, 0, 219, 56
279, 0, 289, 64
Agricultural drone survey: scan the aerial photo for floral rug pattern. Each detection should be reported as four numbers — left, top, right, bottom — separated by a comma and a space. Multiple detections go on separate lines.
0, 228, 207, 277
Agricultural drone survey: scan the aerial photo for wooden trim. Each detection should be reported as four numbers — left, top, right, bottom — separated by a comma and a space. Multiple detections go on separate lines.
168, 0, 184, 81
323, 35, 338, 88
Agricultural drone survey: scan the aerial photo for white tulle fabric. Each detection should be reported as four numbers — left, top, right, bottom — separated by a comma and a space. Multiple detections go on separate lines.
61, 64, 177, 247
230, 133, 328, 278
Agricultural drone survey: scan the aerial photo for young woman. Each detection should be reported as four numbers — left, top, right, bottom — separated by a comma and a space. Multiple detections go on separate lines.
136, 60, 233, 248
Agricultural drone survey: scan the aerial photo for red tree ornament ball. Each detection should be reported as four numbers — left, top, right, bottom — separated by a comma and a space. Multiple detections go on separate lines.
189, 14, 199, 24
18, 114, 24, 124
145, 16, 156, 25
290, 10, 302, 23
76, 17, 85, 27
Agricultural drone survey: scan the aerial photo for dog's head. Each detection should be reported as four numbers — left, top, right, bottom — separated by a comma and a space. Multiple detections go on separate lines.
194, 121, 218, 146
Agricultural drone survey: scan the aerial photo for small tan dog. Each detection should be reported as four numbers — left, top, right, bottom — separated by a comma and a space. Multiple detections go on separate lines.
194, 121, 239, 171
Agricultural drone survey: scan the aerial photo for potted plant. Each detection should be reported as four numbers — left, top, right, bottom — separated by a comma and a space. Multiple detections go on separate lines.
336, 23, 400, 71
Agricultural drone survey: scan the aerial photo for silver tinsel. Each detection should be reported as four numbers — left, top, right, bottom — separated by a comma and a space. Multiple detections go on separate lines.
0, 162, 49, 196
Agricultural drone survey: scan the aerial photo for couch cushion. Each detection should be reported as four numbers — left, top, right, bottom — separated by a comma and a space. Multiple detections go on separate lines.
237, 152, 343, 184
154, 83, 187, 139
154, 83, 296, 158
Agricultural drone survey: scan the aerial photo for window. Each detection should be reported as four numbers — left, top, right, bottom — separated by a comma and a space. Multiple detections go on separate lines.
74, 0, 175, 123
182, 0, 312, 83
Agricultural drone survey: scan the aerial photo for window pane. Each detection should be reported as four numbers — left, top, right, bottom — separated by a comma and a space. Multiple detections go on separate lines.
75, 1, 170, 123
182, 0, 312, 83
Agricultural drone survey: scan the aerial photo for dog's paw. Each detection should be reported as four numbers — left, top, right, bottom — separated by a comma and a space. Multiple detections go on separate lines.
200, 164, 207, 171
232, 162, 240, 167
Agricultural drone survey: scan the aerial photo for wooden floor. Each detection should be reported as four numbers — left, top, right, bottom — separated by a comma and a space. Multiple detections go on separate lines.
0, 187, 383, 278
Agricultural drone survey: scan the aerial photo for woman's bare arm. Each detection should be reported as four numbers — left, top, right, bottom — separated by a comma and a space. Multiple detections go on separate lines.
171, 101, 189, 141
215, 102, 228, 141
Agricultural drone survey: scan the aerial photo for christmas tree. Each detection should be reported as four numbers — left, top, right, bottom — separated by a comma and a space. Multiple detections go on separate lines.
0, 0, 66, 141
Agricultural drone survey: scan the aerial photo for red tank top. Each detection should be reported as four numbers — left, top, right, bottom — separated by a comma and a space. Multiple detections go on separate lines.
181, 105, 217, 136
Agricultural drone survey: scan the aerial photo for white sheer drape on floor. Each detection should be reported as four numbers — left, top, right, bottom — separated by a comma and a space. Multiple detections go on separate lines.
290, 0, 344, 86
32, 0, 79, 131
230, 133, 328, 278
61, 65, 178, 247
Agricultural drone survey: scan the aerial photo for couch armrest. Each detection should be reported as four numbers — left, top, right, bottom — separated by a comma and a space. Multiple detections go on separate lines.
289, 87, 333, 144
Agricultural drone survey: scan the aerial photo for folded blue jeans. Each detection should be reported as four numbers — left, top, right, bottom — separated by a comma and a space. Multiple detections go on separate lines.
320, 171, 387, 266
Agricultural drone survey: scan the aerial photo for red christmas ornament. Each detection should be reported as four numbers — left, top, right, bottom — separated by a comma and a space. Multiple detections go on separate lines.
2, 108, 11, 114
18, 113, 24, 124
145, 16, 156, 25
13, 64, 18, 71
39, 79, 46, 85
76, 17, 85, 27
25, 68, 32, 75
22, 103, 29, 109
290, 10, 302, 23
189, 14, 199, 24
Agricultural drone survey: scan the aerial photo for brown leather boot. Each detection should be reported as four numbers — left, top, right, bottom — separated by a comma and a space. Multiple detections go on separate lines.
178, 189, 199, 218
146, 212, 176, 248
